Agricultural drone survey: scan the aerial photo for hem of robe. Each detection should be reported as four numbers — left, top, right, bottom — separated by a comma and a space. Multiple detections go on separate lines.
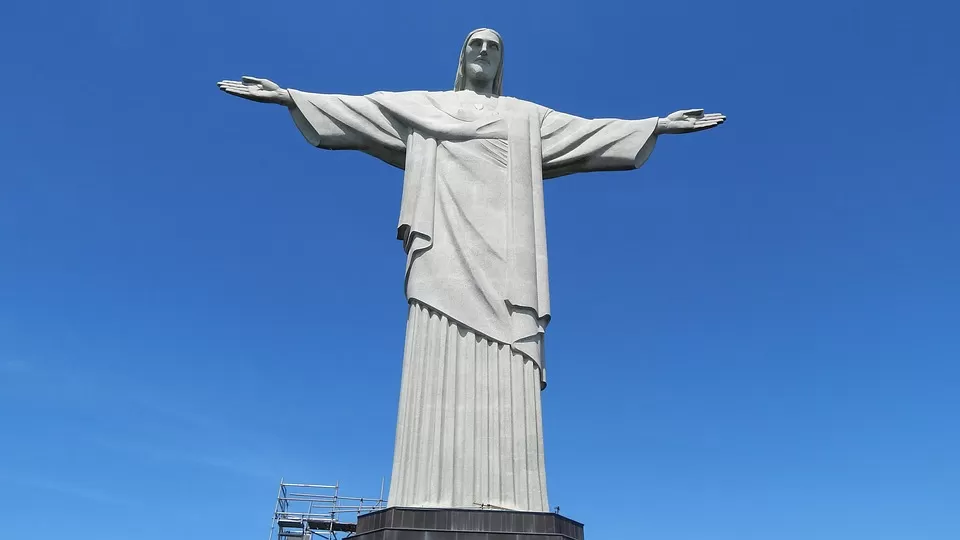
388, 300, 549, 512
406, 298, 547, 391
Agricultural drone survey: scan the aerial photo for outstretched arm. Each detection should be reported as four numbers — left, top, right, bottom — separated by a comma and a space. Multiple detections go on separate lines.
540, 110, 659, 179
540, 107, 725, 179
217, 75, 407, 168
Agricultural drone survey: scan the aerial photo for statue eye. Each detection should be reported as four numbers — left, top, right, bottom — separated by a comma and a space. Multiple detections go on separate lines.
489, 43, 500, 51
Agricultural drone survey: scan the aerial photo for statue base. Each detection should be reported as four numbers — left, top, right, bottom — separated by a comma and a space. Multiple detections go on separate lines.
350, 507, 584, 540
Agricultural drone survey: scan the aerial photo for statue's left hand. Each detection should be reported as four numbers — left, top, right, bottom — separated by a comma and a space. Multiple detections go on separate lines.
217, 76, 293, 107
656, 109, 726, 134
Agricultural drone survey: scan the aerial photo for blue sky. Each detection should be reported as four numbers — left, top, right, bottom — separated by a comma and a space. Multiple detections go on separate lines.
1, 0, 957, 538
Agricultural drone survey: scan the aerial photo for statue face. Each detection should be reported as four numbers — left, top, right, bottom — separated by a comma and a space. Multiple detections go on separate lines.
463, 29, 502, 87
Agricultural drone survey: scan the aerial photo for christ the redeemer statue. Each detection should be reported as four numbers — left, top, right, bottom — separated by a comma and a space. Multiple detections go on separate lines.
218, 28, 724, 513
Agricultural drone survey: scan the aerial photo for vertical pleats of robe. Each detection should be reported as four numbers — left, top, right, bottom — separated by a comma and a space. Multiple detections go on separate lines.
387, 301, 548, 512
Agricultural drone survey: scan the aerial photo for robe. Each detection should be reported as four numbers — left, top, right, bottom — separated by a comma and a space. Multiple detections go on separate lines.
288, 89, 658, 511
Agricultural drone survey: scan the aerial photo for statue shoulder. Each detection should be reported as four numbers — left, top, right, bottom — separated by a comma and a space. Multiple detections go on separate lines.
368, 89, 432, 99
499, 95, 537, 107
369, 89, 448, 107
498, 96, 550, 121
362, 90, 437, 112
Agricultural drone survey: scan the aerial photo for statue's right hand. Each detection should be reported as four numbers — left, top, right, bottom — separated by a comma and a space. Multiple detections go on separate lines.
217, 76, 292, 106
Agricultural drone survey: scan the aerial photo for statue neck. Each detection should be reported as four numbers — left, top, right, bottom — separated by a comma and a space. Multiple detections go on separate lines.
463, 77, 496, 96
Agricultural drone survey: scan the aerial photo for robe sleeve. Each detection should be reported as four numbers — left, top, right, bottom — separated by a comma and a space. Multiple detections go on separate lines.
287, 89, 408, 169
539, 109, 659, 179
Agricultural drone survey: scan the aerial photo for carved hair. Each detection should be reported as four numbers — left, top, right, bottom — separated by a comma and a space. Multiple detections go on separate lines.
453, 28, 504, 96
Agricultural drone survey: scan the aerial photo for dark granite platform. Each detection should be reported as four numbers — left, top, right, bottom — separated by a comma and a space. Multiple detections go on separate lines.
349, 507, 584, 540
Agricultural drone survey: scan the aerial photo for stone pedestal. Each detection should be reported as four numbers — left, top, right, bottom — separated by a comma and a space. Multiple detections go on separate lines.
350, 508, 584, 540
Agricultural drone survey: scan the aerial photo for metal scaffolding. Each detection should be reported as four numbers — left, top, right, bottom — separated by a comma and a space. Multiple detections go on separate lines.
268, 480, 386, 540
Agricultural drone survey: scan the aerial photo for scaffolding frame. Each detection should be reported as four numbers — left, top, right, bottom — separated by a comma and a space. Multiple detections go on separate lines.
269, 480, 386, 540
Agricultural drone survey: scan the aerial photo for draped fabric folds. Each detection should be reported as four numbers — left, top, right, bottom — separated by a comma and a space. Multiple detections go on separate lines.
388, 301, 548, 511
286, 88, 659, 512
288, 89, 658, 390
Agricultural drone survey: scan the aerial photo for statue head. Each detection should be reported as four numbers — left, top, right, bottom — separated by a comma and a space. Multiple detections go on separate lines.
454, 28, 503, 96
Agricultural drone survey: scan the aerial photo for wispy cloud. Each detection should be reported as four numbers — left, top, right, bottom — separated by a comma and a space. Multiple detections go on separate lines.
187, 453, 281, 481
0, 359, 241, 434
2, 475, 140, 508
126, 392, 221, 432
0, 358, 30, 375
32, 480, 132, 506
3, 360, 287, 482
91, 436, 282, 482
